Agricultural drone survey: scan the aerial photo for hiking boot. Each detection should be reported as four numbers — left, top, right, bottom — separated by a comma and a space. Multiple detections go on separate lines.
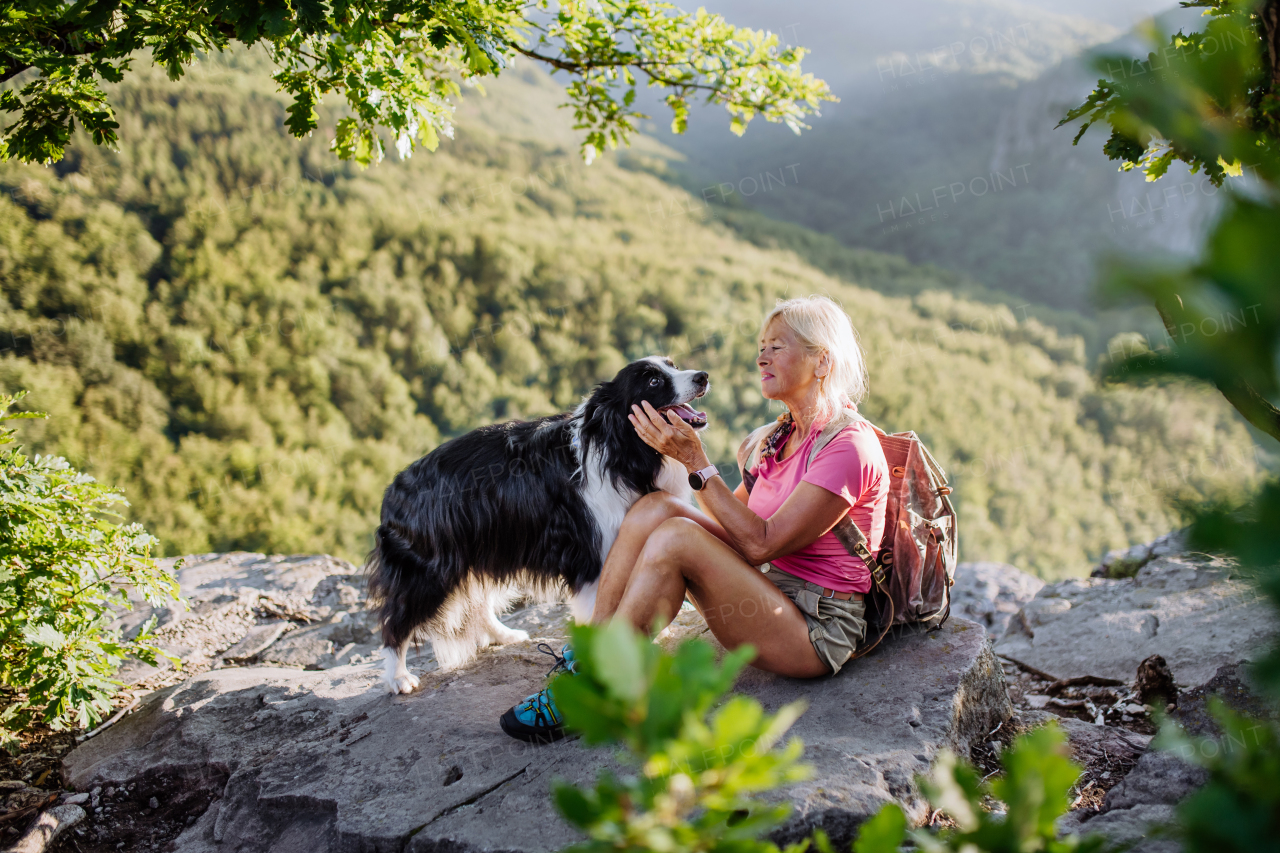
499, 644, 576, 744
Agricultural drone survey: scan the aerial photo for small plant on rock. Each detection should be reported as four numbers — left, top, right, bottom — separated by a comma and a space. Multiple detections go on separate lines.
0, 392, 180, 751
1100, 556, 1144, 580
550, 620, 811, 853
849, 723, 1107, 853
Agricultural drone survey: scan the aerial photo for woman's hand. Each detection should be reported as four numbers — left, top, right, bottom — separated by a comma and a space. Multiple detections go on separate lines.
629, 401, 711, 473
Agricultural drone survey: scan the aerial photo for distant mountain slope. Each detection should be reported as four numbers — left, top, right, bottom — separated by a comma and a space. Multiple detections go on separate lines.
635, 1, 1212, 318
672, 0, 1120, 96
0, 56, 1262, 578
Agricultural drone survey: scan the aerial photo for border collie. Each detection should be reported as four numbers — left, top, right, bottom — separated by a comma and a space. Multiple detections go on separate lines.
367, 357, 710, 693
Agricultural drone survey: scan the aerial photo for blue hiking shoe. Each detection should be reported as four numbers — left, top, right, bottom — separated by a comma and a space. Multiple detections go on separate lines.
499, 643, 576, 744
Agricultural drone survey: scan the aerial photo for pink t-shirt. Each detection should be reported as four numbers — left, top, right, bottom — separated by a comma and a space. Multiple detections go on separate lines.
746, 417, 889, 593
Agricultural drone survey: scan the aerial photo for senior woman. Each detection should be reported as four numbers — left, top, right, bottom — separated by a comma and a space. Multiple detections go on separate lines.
500, 295, 890, 744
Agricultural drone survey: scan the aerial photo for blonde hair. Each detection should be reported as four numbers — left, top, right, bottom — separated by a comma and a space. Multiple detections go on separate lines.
761, 295, 869, 420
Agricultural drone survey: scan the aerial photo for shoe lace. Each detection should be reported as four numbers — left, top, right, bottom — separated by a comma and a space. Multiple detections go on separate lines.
537, 642, 572, 678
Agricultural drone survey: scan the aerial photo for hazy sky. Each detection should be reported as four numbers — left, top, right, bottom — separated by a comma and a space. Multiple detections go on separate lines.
1012, 0, 1183, 27
699, 0, 1181, 32
680, 1, 1198, 102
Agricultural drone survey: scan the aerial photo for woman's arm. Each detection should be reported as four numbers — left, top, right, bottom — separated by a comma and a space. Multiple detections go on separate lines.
692, 481, 748, 525
630, 402, 848, 566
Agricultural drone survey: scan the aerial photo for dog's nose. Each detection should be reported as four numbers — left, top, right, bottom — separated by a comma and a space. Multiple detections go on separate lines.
693, 371, 709, 388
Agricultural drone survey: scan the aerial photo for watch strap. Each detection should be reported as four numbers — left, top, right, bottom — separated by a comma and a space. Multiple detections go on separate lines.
692, 464, 720, 489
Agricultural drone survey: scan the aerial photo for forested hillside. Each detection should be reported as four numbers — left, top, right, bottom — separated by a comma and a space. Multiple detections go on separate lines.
0, 56, 1263, 578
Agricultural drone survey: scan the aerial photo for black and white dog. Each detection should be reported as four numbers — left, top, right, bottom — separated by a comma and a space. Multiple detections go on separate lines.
367, 357, 710, 693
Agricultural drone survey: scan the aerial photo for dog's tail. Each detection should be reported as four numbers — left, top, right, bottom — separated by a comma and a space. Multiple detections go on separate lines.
366, 523, 516, 671
366, 522, 452, 652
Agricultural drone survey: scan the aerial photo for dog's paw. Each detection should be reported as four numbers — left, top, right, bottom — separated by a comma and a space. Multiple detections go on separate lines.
488, 626, 529, 645
379, 646, 419, 694
387, 670, 420, 694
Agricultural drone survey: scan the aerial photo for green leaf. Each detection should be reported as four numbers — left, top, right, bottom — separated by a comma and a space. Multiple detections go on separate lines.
0, 392, 180, 741
590, 619, 645, 702
286, 89, 320, 136
23, 623, 65, 649
420, 123, 440, 153
920, 749, 982, 832
852, 804, 907, 853
552, 782, 600, 828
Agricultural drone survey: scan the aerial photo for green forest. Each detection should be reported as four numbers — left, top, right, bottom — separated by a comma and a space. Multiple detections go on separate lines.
0, 54, 1264, 579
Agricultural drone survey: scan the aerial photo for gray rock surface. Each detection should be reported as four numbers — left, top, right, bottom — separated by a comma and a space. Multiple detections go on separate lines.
66, 612, 1011, 853
1171, 661, 1273, 735
115, 552, 578, 690
950, 562, 1044, 638
1102, 750, 1210, 812
1058, 750, 1209, 853
1059, 804, 1178, 853
1094, 530, 1188, 579
221, 622, 288, 662
114, 553, 382, 689
995, 552, 1276, 688
1052, 716, 1151, 769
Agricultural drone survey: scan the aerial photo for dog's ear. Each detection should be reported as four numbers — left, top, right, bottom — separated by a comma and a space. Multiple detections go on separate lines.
577, 378, 614, 429
579, 377, 631, 445
577, 372, 664, 495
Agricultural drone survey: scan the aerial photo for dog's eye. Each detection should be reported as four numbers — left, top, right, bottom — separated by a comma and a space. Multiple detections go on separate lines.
649, 377, 661, 387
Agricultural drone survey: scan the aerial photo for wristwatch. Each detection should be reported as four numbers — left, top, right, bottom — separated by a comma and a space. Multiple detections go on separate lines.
688, 464, 721, 491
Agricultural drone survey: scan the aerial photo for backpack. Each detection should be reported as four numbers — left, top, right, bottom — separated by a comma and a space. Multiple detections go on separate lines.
736, 406, 957, 659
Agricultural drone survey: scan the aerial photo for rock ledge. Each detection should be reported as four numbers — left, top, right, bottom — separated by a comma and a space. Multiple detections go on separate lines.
67, 615, 1009, 853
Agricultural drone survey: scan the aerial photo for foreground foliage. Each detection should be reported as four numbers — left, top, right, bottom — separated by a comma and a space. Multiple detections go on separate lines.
552, 625, 1113, 853
0, 55, 1262, 576
551, 621, 810, 853
1165, 481, 1280, 853
1190, 480, 1280, 692
0, 0, 832, 166
1155, 703, 1280, 853
1063, 0, 1280, 443
851, 725, 1104, 853
1065, 9, 1280, 852
0, 392, 178, 750
1063, 0, 1278, 186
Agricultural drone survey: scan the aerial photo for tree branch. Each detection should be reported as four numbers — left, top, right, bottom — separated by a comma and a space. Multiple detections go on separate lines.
510, 45, 731, 98
1216, 376, 1280, 443
510, 44, 599, 72
1154, 297, 1280, 444
635, 65, 726, 97
0, 25, 106, 83
1262, 0, 1280, 93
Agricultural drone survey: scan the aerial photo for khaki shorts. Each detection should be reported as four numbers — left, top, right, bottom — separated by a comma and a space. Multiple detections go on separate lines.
763, 564, 867, 675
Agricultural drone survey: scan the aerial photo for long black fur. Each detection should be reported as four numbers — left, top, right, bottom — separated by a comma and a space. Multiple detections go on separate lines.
367, 358, 707, 652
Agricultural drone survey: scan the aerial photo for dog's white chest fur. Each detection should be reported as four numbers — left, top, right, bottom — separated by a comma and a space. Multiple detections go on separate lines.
570, 455, 692, 621
656, 455, 694, 499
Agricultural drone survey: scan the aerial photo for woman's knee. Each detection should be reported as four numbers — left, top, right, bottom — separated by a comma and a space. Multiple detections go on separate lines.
623, 491, 690, 533
638, 517, 704, 568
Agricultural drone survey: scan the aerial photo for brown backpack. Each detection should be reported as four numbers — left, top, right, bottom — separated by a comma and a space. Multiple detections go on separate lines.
736, 407, 957, 659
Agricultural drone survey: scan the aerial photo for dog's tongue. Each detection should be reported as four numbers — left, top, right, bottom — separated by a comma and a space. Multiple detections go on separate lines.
670, 403, 706, 423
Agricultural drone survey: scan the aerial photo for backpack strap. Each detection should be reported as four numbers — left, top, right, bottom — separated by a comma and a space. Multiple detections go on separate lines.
802, 408, 883, 573
804, 409, 897, 660
804, 407, 862, 469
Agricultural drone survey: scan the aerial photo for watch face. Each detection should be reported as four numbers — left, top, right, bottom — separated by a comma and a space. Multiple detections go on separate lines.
688, 472, 702, 491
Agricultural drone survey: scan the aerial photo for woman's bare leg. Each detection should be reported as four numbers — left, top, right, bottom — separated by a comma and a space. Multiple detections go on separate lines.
613, 517, 829, 679
591, 492, 730, 623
